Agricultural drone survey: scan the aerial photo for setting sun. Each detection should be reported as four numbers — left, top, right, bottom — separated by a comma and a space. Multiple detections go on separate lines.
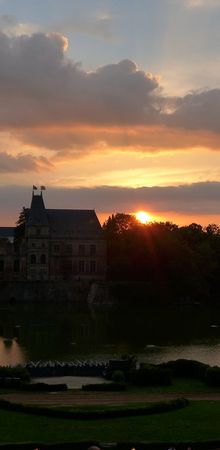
135, 211, 153, 224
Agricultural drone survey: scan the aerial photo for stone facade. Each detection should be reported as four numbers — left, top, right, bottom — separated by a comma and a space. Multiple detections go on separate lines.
0, 191, 106, 281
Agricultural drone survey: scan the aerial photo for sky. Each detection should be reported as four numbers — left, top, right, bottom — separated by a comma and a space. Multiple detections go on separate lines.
1, 0, 220, 225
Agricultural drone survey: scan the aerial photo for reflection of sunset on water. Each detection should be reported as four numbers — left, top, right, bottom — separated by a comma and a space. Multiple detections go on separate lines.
0, 338, 26, 366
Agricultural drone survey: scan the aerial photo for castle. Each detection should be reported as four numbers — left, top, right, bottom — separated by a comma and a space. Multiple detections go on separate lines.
0, 188, 106, 281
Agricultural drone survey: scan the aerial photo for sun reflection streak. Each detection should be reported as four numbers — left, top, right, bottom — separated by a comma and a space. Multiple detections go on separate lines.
0, 338, 26, 366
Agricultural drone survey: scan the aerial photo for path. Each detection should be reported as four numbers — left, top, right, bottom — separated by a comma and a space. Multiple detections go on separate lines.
1, 391, 220, 406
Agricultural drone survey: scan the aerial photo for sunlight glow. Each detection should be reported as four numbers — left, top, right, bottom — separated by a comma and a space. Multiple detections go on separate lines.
135, 211, 153, 224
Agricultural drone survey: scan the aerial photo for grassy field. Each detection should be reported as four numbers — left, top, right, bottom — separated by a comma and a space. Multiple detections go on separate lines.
0, 401, 220, 444
128, 378, 220, 393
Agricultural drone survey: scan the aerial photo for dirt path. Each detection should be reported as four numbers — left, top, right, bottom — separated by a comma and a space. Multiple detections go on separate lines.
2, 391, 220, 406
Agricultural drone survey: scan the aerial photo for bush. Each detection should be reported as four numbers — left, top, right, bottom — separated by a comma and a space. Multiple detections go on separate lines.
205, 366, 220, 386
0, 365, 30, 382
129, 366, 172, 386
111, 370, 125, 383
21, 382, 67, 392
82, 382, 127, 391
0, 397, 189, 420
159, 359, 209, 380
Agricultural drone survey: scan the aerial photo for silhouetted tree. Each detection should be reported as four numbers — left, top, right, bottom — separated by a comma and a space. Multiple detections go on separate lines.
103, 214, 220, 305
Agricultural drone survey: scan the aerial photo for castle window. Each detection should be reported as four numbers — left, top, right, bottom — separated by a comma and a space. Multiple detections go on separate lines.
31, 242, 36, 248
54, 244, 60, 253
90, 260, 96, 273
0, 260, 4, 272
36, 228, 41, 236
40, 254, 46, 264
14, 259, 20, 272
30, 254, 36, 264
79, 260, 85, 273
79, 244, 85, 256
90, 244, 96, 256
66, 244, 72, 254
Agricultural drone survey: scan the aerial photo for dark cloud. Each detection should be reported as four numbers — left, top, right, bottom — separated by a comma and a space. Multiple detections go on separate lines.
53, 182, 220, 214
1, 182, 220, 221
0, 32, 158, 129
0, 152, 52, 173
0, 31, 219, 155
164, 89, 220, 134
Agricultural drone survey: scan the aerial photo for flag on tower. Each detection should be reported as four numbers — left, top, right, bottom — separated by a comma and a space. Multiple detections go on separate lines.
33, 185, 37, 190
41, 186, 46, 190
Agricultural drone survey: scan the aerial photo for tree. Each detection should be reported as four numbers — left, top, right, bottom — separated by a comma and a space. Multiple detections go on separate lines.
103, 213, 138, 238
14, 207, 28, 245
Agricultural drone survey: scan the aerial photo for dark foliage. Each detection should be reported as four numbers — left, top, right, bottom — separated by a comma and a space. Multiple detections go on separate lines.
21, 382, 67, 392
103, 215, 220, 304
205, 366, 220, 386
0, 366, 30, 382
159, 359, 209, 380
129, 365, 172, 386
111, 370, 126, 383
0, 397, 189, 420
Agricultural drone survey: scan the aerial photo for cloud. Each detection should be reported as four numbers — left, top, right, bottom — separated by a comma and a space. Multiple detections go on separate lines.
0, 31, 220, 157
52, 10, 113, 41
0, 14, 38, 36
163, 89, 220, 134
0, 152, 52, 173
0, 32, 158, 128
2, 182, 220, 221
184, 0, 220, 8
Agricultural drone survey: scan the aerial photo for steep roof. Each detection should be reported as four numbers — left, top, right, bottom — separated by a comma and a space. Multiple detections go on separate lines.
26, 193, 103, 238
27, 194, 49, 226
47, 209, 103, 238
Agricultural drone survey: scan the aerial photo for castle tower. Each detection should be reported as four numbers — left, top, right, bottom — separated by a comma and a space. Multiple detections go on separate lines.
26, 188, 50, 280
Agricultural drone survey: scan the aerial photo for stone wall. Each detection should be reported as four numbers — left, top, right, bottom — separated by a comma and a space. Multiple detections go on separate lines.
0, 280, 92, 302
0, 278, 115, 305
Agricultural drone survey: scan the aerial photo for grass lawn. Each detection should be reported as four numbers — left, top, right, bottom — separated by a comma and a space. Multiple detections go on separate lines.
128, 378, 220, 393
0, 401, 220, 444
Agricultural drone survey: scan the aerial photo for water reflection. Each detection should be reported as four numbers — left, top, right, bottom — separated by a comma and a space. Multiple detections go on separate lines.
141, 343, 220, 366
0, 338, 26, 366
0, 303, 220, 366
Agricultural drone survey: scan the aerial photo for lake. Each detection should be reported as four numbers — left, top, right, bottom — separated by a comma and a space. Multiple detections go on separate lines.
1, 302, 220, 366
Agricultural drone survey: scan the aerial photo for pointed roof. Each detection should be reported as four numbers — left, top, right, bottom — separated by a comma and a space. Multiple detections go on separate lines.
27, 193, 49, 226
25, 191, 103, 238
47, 209, 103, 238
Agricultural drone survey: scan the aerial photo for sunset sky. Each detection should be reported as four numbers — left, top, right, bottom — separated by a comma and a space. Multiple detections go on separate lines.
1, 0, 220, 225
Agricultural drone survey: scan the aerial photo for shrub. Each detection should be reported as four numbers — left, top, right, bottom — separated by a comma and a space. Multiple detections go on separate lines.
159, 359, 209, 380
205, 366, 220, 386
0, 397, 189, 420
111, 370, 125, 383
0, 365, 30, 381
21, 382, 67, 392
129, 366, 172, 386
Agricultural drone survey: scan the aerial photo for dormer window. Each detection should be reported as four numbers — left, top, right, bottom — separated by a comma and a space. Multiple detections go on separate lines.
30, 254, 36, 264
79, 244, 85, 256
40, 254, 46, 264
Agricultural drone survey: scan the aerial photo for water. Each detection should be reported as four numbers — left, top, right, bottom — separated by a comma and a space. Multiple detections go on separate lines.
1, 302, 220, 366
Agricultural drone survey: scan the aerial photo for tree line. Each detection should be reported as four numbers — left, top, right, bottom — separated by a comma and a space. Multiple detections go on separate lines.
103, 214, 220, 305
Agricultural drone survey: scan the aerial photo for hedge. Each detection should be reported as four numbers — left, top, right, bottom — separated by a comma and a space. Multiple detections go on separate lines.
205, 366, 220, 386
0, 397, 189, 420
129, 366, 172, 386
159, 359, 209, 380
21, 382, 67, 392
0, 366, 30, 382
